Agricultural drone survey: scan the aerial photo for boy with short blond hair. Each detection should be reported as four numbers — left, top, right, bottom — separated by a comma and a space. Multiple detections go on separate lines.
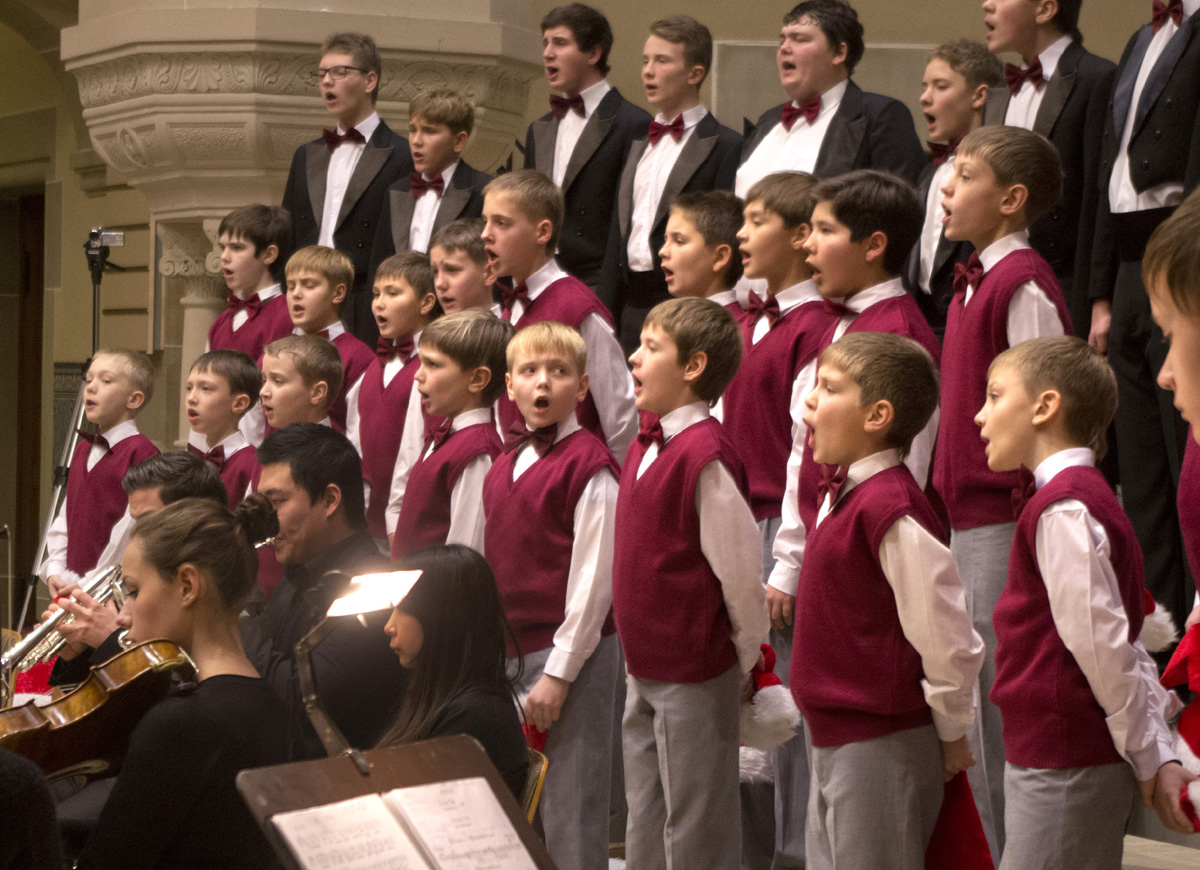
429, 218, 494, 313
391, 309, 510, 558
484, 320, 620, 870
614, 296, 768, 869
975, 335, 1194, 865
934, 123, 1072, 855
794, 330, 983, 870
482, 169, 637, 460
41, 350, 159, 595
661, 191, 743, 305
185, 349, 263, 509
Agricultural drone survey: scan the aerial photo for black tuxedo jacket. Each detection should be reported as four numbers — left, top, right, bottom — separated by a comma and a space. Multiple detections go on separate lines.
367, 160, 491, 283
281, 119, 413, 344
904, 157, 975, 340
597, 112, 742, 316
740, 80, 926, 185
983, 41, 1115, 335
524, 87, 652, 288
1093, 16, 1200, 301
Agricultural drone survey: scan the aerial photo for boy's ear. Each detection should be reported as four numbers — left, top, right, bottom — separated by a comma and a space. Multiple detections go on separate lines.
863, 398, 895, 436
575, 371, 590, 404
332, 283, 348, 305
971, 82, 989, 112
1031, 388, 1063, 428
791, 222, 812, 250
585, 44, 603, 70
535, 218, 554, 249
863, 230, 889, 266
260, 243, 280, 267
681, 350, 709, 385
452, 130, 469, 155
1034, 0, 1059, 28
467, 364, 493, 396
419, 292, 437, 317
231, 392, 252, 416
686, 64, 706, 88
308, 379, 329, 407
830, 40, 849, 69
126, 389, 147, 412
712, 243, 733, 277
999, 183, 1030, 218
505, 371, 517, 402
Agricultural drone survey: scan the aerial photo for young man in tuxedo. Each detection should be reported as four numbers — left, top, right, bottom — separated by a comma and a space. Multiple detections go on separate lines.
599, 15, 742, 354
736, 0, 926, 198
282, 32, 413, 345
524, 3, 651, 293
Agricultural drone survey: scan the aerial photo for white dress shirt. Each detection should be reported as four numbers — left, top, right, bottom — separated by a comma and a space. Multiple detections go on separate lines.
1109, 1, 1200, 213
965, 232, 1066, 344
318, 113, 380, 247
186, 427, 250, 460
204, 284, 283, 353
735, 80, 848, 198
1031, 448, 1178, 780
637, 402, 769, 673
628, 105, 708, 272
301, 320, 366, 450
813, 449, 985, 741
707, 289, 737, 307
553, 80, 611, 188
409, 161, 459, 254
418, 406, 493, 554
918, 158, 957, 293
510, 414, 619, 682
349, 330, 420, 459
1004, 36, 1073, 131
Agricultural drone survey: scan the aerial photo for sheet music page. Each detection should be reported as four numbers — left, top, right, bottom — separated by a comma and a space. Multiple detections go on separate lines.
383, 777, 536, 870
272, 794, 434, 870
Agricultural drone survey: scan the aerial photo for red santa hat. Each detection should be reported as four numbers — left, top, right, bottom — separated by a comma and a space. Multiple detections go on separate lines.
739, 644, 802, 783
1161, 623, 1200, 832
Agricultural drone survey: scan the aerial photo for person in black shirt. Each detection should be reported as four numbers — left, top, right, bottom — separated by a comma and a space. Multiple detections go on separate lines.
0, 748, 60, 870
242, 423, 407, 759
77, 496, 288, 870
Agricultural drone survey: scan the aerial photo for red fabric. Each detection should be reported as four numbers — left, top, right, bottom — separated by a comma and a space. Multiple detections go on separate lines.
1181, 785, 1200, 833
924, 772, 995, 870
327, 331, 375, 432
751, 643, 782, 692
523, 723, 548, 752
14, 659, 54, 696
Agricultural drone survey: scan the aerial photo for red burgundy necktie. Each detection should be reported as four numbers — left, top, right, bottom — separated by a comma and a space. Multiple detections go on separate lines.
1153, 0, 1184, 32
745, 291, 781, 329
928, 135, 963, 166
780, 98, 821, 131
637, 416, 664, 450
186, 442, 226, 471
647, 115, 685, 145
501, 282, 529, 321
1011, 466, 1037, 519
503, 420, 559, 457
376, 336, 415, 365
1004, 58, 1044, 95
322, 127, 366, 149
549, 94, 586, 120
410, 172, 445, 199
953, 252, 985, 296
226, 293, 262, 319
817, 464, 848, 505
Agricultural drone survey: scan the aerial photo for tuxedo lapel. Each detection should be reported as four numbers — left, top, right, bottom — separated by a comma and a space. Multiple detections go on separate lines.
1114, 26, 1154, 138
532, 117, 557, 177
617, 138, 648, 240
1134, 18, 1199, 138
815, 82, 866, 178
434, 183, 472, 235
388, 185, 416, 252
305, 142, 330, 224
984, 85, 1012, 126
337, 131, 394, 230
657, 120, 719, 230
1034, 44, 1079, 137
563, 90, 619, 192
742, 105, 782, 162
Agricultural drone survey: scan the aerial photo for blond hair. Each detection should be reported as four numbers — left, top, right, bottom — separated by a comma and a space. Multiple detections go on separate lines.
286, 245, 354, 293
483, 170, 564, 253
506, 321, 588, 375
420, 309, 514, 404
409, 88, 475, 136
263, 334, 344, 406
94, 348, 156, 404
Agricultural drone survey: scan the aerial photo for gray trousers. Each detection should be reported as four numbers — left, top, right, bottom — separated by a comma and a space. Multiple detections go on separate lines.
951, 521, 1015, 864
509, 634, 620, 870
1000, 763, 1135, 870
624, 665, 743, 870
806, 724, 944, 870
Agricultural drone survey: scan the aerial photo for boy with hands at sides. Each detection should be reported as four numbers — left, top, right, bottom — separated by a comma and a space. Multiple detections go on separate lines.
793, 331, 984, 870
975, 336, 1198, 862
41, 350, 159, 597
185, 350, 264, 510
659, 190, 743, 307
391, 309, 509, 559
483, 322, 620, 870
613, 297, 769, 870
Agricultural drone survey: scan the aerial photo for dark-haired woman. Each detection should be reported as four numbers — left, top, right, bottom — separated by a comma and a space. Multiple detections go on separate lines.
76, 496, 288, 870
380, 545, 528, 796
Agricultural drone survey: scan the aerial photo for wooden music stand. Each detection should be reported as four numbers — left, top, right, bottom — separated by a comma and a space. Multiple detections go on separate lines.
236, 734, 556, 870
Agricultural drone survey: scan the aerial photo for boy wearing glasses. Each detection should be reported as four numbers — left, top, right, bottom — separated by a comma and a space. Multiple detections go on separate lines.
282, 32, 414, 345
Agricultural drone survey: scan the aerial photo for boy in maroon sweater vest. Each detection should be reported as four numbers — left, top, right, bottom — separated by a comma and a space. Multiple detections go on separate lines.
285, 245, 375, 441
934, 124, 1071, 855
430, 219, 494, 314
354, 252, 440, 546
391, 309, 508, 559
41, 350, 159, 597
482, 170, 637, 461
660, 191, 743, 307
793, 331, 983, 870
975, 336, 1196, 860
483, 321, 620, 870
184, 350, 263, 510
614, 297, 769, 869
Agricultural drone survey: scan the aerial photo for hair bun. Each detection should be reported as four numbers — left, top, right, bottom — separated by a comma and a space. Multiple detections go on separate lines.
234, 492, 279, 546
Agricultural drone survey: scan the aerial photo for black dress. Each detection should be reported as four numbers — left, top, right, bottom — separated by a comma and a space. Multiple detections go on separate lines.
76, 674, 289, 870
427, 686, 529, 798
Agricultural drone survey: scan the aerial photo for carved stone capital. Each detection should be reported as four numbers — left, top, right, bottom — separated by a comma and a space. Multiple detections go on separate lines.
157, 221, 225, 302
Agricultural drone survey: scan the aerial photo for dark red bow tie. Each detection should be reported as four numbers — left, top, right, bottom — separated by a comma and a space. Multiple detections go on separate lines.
817, 464, 848, 505
76, 428, 109, 451
501, 282, 529, 321
1005, 58, 1044, 95
953, 252, 985, 296
226, 293, 262, 318
376, 335, 415, 364
411, 172, 444, 198
648, 115, 685, 145
781, 98, 821, 131
504, 420, 559, 457
322, 127, 366, 149
424, 418, 454, 452
186, 442, 226, 471
822, 299, 852, 320
1153, 0, 1184, 31
928, 135, 963, 166
318, 328, 332, 340
746, 291, 781, 329
637, 416, 664, 450
1011, 466, 1037, 519
550, 94, 586, 120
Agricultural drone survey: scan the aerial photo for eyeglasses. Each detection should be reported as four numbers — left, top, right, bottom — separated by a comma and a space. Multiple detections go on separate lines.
308, 65, 369, 84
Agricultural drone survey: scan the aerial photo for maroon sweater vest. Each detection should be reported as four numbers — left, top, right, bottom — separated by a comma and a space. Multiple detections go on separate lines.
1179, 433, 1200, 595
219, 444, 259, 511
391, 422, 502, 559
612, 417, 749, 683
797, 294, 942, 535
483, 428, 620, 657
992, 466, 1145, 769
790, 464, 940, 747
65, 434, 159, 575
724, 300, 837, 520
327, 331, 376, 433
357, 355, 419, 539
207, 294, 292, 362
933, 250, 1070, 529
497, 277, 614, 445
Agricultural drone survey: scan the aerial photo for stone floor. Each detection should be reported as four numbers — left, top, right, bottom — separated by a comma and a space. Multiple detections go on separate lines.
1123, 836, 1200, 870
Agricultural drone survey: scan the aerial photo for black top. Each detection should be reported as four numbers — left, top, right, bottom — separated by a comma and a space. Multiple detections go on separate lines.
428, 686, 528, 798
0, 748, 60, 870
49, 628, 127, 687
76, 674, 288, 870
242, 531, 408, 760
